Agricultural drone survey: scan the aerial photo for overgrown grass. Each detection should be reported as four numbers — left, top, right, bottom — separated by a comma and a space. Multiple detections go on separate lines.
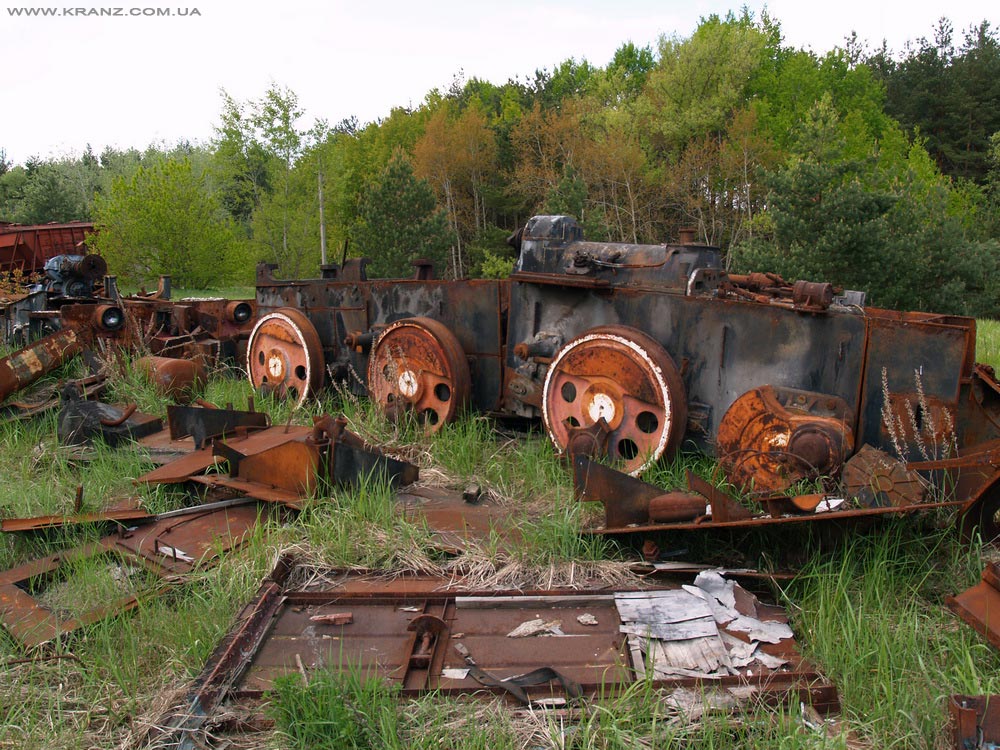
267, 665, 856, 750
786, 525, 1000, 748
977, 319, 1000, 369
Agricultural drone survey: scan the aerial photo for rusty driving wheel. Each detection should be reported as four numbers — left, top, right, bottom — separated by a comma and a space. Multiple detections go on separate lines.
542, 325, 687, 476
367, 317, 470, 432
246, 308, 324, 408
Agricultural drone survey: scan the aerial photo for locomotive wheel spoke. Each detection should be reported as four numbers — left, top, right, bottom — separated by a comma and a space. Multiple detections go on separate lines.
546, 371, 593, 430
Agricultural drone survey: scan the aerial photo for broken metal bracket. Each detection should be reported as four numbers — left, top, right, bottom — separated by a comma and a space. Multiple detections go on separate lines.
950, 694, 1000, 750
947, 563, 1000, 651
573, 454, 664, 528
167, 403, 269, 449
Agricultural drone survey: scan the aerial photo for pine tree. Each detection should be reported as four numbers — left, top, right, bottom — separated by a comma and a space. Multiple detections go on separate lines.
352, 151, 452, 278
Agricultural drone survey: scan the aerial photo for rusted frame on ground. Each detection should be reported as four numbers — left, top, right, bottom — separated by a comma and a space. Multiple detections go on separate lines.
573, 454, 968, 535
149, 558, 838, 749
0, 501, 274, 648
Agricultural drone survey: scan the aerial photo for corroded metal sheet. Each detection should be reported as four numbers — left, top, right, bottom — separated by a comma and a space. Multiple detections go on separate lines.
396, 486, 511, 552
149, 561, 838, 747
842, 445, 927, 508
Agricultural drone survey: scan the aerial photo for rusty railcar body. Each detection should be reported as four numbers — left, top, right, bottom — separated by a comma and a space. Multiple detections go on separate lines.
251, 215, 1000, 484
0, 221, 94, 275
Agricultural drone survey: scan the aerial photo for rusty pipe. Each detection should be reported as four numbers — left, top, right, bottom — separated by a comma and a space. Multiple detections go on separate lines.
0, 327, 83, 403
99, 403, 137, 427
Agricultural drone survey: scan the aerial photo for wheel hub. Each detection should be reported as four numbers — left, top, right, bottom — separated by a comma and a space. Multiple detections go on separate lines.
267, 350, 287, 380
582, 382, 624, 429
398, 370, 420, 399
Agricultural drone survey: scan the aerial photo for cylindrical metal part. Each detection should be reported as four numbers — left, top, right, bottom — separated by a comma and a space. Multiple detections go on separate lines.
226, 300, 254, 324
728, 272, 780, 291
65, 254, 108, 280
93, 304, 125, 332
792, 280, 834, 310
513, 335, 562, 361
136, 356, 207, 404
0, 328, 82, 403
344, 330, 375, 353
648, 492, 708, 522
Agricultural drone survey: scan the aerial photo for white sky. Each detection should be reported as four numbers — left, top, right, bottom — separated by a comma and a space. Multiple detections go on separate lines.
2, 0, 996, 163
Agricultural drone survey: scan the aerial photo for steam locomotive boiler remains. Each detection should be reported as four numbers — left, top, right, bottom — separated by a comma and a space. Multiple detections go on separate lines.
251, 215, 1000, 525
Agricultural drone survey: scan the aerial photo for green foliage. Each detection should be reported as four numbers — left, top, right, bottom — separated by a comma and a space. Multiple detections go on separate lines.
466, 224, 515, 278
873, 20, 1000, 183
212, 90, 273, 227
352, 151, 452, 278
644, 12, 776, 157
91, 156, 249, 287
13, 161, 90, 223
731, 97, 1000, 316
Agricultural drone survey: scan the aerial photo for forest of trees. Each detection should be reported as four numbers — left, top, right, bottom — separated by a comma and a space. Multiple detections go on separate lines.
2, 12, 999, 316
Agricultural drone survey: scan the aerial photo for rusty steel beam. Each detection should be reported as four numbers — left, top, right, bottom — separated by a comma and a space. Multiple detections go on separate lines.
0, 508, 153, 533
573, 454, 968, 535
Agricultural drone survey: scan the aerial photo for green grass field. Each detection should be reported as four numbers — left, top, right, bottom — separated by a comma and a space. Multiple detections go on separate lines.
1, 321, 1000, 748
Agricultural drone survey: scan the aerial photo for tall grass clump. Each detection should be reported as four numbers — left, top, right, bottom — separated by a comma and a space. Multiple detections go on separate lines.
787, 525, 1000, 748
295, 473, 438, 571
269, 667, 402, 750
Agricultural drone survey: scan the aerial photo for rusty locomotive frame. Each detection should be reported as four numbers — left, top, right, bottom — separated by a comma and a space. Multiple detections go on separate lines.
249, 215, 1000, 535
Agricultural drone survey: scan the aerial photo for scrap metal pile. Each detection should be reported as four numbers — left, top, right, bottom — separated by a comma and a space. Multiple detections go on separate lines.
245, 214, 1000, 543
6, 214, 1000, 747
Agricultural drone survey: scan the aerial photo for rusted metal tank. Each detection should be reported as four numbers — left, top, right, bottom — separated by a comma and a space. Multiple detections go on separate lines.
0, 327, 84, 403
250, 215, 1000, 497
136, 356, 207, 404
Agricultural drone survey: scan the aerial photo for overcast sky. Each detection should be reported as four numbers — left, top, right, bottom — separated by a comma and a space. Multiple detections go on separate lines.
2, 0, 996, 164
